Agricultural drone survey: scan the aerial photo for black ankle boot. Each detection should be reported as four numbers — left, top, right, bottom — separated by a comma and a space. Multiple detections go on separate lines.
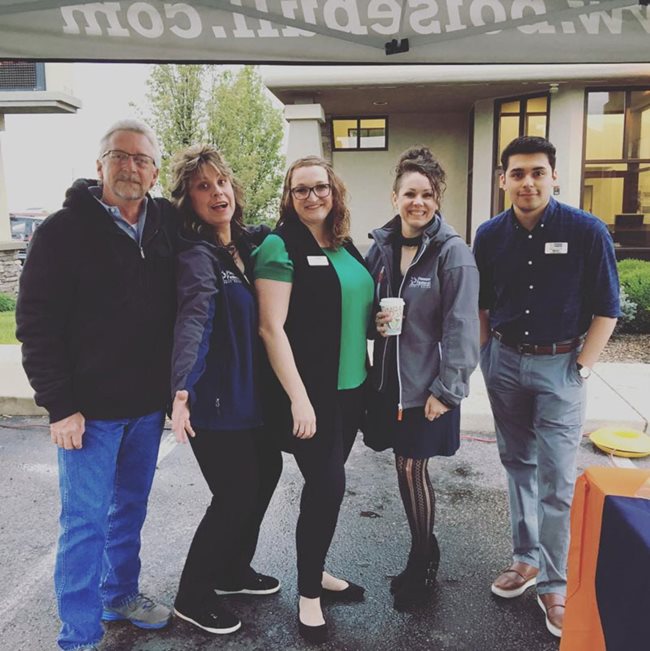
429, 534, 441, 580
392, 536, 440, 611
390, 535, 440, 594
390, 552, 415, 595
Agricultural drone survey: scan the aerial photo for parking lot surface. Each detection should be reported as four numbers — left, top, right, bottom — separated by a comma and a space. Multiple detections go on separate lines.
1, 416, 647, 651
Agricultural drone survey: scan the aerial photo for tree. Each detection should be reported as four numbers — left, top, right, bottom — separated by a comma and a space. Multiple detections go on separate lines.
144, 64, 207, 193
142, 65, 285, 224
206, 67, 285, 224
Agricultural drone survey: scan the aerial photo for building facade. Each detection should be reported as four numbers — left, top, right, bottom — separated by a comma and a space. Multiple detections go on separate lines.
0, 62, 81, 294
263, 64, 650, 258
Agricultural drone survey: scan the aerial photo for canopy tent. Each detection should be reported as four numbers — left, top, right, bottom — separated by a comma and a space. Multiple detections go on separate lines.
0, 0, 649, 64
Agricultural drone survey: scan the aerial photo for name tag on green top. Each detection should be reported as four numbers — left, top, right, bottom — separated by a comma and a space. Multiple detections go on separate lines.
307, 255, 330, 266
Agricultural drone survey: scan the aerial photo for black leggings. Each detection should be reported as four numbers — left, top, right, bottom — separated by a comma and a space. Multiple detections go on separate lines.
175, 426, 283, 609
292, 386, 364, 598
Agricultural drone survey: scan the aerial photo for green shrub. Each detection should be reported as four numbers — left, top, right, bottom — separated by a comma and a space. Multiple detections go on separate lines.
0, 293, 16, 312
618, 258, 649, 275
615, 286, 637, 334
617, 259, 650, 333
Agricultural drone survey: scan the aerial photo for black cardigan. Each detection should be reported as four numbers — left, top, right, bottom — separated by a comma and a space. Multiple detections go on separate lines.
261, 217, 366, 450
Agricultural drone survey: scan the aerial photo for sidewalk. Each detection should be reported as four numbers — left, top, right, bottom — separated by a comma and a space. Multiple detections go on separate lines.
463, 360, 649, 435
1, 344, 648, 433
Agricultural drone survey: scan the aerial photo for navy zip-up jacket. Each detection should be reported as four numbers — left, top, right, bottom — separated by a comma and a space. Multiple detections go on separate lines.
171, 225, 270, 430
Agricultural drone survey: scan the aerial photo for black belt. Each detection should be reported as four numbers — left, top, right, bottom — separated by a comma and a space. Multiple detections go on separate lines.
492, 330, 584, 355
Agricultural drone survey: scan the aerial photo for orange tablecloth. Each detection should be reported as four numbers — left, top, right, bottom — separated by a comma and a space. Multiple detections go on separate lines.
560, 466, 650, 651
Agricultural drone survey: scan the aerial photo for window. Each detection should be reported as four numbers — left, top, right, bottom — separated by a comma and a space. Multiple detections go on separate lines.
0, 62, 45, 91
492, 95, 549, 214
583, 89, 650, 254
332, 117, 387, 151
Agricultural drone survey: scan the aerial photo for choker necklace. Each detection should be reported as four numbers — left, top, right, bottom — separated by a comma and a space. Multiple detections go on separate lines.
399, 233, 422, 247
222, 241, 238, 256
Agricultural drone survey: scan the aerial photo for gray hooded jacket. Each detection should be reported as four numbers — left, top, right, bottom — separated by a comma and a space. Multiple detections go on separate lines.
366, 214, 480, 410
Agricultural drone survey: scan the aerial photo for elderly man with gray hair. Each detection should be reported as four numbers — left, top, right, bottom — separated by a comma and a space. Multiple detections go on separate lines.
16, 119, 179, 651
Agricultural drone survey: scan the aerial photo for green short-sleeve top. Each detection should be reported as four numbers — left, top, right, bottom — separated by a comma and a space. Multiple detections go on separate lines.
253, 234, 374, 390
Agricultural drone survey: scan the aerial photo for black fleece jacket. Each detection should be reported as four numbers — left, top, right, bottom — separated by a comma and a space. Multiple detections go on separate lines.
16, 179, 179, 423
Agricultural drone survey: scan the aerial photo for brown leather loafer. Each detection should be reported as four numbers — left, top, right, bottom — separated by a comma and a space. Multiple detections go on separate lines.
537, 592, 565, 638
490, 561, 539, 598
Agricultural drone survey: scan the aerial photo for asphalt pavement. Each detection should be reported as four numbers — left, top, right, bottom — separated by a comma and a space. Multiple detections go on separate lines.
1, 343, 648, 650
1, 412, 649, 651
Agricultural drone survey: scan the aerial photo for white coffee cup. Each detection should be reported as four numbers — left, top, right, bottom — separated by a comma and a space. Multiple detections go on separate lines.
380, 297, 405, 336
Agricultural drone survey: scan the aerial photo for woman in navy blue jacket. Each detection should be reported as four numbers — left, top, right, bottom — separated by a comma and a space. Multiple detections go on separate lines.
168, 144, 282, 635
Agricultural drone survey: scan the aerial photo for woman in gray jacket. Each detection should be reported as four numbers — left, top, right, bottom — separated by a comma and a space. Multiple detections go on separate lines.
365, 146, 480, 610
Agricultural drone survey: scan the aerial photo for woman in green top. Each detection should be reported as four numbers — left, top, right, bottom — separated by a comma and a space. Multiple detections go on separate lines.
254, 156, 373, 644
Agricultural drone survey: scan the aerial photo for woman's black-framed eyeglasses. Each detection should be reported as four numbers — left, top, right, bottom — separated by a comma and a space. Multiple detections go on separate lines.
290, 183, 331, 200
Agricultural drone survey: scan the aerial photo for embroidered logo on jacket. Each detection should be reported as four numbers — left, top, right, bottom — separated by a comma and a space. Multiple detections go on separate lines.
221, 270, 241, 285
409, 276, 431, 289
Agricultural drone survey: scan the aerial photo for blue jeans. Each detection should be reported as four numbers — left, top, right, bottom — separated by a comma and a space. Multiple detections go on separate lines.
480, 338, 587, 596
55, 410, 164, 650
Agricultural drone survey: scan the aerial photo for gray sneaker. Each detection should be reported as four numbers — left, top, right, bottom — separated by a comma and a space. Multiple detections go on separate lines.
102, 593, 171, 629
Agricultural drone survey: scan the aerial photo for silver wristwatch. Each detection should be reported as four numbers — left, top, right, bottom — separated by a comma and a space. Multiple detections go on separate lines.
577, 363, 592, 379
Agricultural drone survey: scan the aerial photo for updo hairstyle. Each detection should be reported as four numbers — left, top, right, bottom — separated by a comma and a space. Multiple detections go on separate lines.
393, 146, 447, 207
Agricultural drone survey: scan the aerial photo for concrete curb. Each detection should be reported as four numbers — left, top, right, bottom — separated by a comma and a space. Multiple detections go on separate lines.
0, 345, 47, 416
1, 345, 647, 435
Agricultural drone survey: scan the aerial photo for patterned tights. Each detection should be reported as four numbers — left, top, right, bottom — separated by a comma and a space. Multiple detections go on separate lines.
395, 455, 435, 558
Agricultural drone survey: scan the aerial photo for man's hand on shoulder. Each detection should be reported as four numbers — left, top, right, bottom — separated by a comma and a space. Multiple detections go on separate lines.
51, 412, 85, 450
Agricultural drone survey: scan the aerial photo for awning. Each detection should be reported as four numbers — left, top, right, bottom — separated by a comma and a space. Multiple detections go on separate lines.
0, 0, 648, 63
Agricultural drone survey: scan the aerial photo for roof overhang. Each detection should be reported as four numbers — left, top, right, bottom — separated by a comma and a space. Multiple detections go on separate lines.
0, 90, 82, 113
263, 63, 650, 113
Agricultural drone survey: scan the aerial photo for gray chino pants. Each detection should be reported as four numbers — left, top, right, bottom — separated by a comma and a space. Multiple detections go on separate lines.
480, 337, 587, 595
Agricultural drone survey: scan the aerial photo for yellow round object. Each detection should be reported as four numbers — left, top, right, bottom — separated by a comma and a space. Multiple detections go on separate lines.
589, 427, 650, 458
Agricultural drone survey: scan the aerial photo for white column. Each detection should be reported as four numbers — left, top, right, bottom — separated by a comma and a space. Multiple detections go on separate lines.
284, 103, 325, 164
0, 115, 11, 241
469, 99, 495, 244
547, 87, 585, 209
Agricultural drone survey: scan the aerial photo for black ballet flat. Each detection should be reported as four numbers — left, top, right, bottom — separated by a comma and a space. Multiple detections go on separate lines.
321, 581, 365, 603
297, 614, 329, 644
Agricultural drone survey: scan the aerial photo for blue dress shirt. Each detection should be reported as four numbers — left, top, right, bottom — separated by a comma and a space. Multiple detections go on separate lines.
473, 198, 621, 344
89, 186, 147, 245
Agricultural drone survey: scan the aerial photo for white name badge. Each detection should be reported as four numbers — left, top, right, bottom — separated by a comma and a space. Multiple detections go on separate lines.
545, 242, 568, 254
307, 255, 329, 266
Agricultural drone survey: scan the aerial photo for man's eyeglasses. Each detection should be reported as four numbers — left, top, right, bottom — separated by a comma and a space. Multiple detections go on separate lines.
290, 183, 331, 200
102, 149, 156, 169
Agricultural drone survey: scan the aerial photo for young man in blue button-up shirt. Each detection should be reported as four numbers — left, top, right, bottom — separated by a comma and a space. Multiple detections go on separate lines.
473, 136, 620, 639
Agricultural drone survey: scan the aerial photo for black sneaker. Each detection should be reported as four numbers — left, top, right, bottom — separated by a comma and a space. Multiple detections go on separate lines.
214, 570, 281, 596
174, 603, 241, 635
